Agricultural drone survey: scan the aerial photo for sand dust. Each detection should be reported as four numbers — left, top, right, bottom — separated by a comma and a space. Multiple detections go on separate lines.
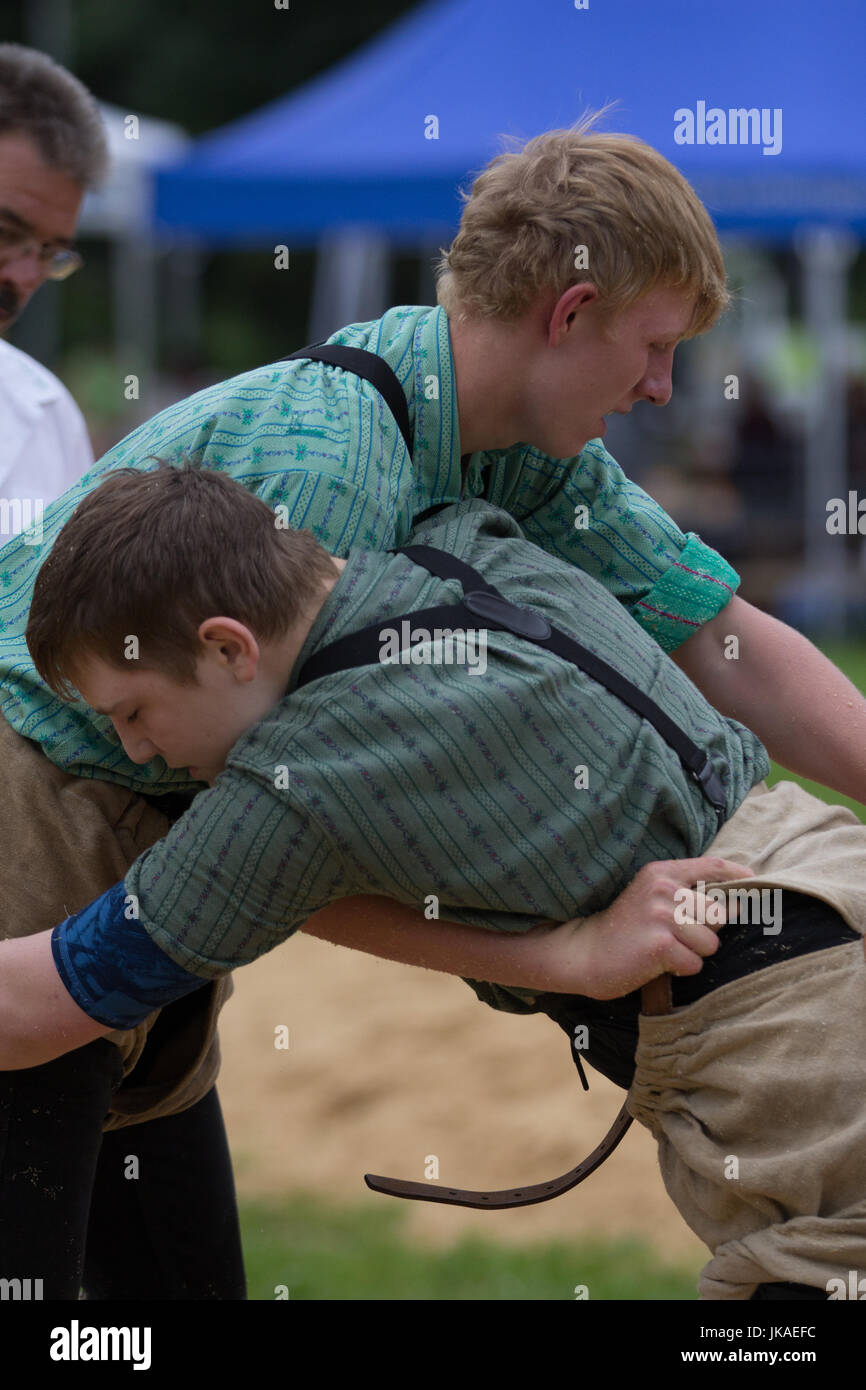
216, 932, 707, 1270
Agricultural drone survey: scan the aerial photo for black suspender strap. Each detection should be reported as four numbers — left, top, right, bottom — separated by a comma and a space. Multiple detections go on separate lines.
410, 501, 455, 527
282, 342, 413, 458
281, 342, 488, 528
294, 542, 729, 827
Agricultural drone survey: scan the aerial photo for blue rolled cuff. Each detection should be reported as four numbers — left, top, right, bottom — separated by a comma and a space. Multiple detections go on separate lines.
51, 880, 207, 1029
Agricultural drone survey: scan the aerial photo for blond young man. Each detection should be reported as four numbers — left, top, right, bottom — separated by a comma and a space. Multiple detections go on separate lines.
3, 114, 866, 1299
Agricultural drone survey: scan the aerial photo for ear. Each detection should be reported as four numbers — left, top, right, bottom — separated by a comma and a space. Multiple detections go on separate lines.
197, 617, 260, 675
549, 282, 600, 343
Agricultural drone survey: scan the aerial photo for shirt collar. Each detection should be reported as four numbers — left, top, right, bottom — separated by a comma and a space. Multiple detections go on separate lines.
282, 550, 375, 698
0, 338, 65, 418
376, 304, 467, 509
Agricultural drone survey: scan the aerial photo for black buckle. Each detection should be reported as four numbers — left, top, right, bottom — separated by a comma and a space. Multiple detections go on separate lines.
692, 757, 728, 816
463, 590, 552, 640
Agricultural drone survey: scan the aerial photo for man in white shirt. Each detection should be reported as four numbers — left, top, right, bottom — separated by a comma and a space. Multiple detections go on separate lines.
0, 338, 93, 536
0, 44, 249, 1302
0, 43, 105, 536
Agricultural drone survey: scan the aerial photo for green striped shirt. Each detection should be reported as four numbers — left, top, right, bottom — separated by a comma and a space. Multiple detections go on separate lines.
0, 305, 738, 797
126, 500, 768, 1013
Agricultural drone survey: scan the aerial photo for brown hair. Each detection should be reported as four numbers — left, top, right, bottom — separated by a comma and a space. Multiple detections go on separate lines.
26, 460, 339, 700
435, 107, 729, 337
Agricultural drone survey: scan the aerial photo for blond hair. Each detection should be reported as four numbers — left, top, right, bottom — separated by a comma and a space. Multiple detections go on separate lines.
435, 108, 728, 336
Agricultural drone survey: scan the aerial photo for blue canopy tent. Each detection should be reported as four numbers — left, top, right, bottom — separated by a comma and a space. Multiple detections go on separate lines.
153, 0, 866, 241
151, 0, 866, 628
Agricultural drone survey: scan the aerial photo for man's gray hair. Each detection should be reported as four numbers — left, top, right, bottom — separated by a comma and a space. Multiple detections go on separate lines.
0, 43, 108, 188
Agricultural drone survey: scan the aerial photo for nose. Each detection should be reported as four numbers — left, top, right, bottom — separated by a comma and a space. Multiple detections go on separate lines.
0, 254, 44, 304
113, 723, 157, 764
637, 352, 674, 408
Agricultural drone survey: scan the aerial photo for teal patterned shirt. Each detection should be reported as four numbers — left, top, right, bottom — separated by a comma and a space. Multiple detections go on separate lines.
0, 304, 739, 797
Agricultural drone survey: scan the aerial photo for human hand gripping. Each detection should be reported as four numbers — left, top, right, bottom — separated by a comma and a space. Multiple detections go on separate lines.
552, 856, 756, 1000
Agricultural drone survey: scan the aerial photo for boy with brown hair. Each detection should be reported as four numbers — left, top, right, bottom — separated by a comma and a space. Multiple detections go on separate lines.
5, 459, 866, 1303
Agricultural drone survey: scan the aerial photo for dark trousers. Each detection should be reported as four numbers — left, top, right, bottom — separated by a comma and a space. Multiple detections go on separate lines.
0, 1038, 246, 1300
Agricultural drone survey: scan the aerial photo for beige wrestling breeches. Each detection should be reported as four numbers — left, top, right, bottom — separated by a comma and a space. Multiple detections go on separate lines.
628, 779, 866, 1300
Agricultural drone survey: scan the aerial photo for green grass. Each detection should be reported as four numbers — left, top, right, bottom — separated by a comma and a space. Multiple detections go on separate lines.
238, 1193, 702, 1300
239, 641, 866, 1301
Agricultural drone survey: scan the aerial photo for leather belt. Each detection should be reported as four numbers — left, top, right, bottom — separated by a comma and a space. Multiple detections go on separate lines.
366, 935, 866, 1207
363, 973, 672, 1210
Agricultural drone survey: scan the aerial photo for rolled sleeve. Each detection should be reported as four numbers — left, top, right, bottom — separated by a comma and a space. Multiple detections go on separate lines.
629, 530, 739, 652
487, 439, 740, 652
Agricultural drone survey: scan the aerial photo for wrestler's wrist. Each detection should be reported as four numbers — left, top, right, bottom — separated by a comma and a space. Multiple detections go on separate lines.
519, 916, 596, 995
552, 907, 636, 1000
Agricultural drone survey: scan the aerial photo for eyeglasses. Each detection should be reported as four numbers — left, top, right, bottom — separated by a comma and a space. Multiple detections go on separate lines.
0, 225, 83, 281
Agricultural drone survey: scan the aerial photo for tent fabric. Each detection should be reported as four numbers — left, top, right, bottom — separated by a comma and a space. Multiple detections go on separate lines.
153, 0, 866, 243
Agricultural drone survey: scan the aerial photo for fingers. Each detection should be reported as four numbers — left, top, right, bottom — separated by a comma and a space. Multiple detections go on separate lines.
666, 938, 713, 978
659, 855, 755, 885
674, 885, 729, 930
667, 880, 730, 974
675, 912, 725, 947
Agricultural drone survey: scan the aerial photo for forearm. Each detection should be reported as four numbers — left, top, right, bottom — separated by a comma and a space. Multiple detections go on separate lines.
0, 930, 111, 1069
301, 895, 585, 993
673, 596, 866, 803
0, 882, 209, 1069
746, 633, 866, 797
300, 853, 756, 1002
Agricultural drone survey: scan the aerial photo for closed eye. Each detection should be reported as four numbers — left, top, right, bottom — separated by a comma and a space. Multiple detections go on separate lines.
126, 709, 140, 725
